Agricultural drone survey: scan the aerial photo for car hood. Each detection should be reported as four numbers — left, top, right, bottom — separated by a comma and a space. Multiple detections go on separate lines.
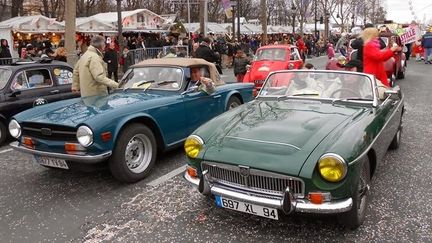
202, 100, 363, 176
14, 91, 168, 127
248, 60, 288, 81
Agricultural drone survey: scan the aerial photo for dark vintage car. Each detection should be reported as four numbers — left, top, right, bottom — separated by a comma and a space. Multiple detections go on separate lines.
243, 45, 304, 90
184, 70, 404, 229
9, 58, 254, 183
0, 60, 78, 145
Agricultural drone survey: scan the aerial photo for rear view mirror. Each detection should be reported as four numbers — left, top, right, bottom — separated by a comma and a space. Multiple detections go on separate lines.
384, 86, 401, 100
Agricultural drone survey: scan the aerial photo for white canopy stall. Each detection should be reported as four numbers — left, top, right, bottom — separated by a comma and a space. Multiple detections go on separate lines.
0, 15, 64, 57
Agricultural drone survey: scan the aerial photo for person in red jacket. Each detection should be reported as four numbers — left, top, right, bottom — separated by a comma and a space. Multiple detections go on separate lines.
296, 35, 307, 62
362, 27, 401, 87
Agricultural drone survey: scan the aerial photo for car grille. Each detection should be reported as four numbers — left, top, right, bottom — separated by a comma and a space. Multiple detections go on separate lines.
21, 122, 77, 142
202, 162, 304, 198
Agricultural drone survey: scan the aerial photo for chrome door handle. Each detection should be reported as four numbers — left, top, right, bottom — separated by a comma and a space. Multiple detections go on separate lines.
50, 90, 60, 94
213, 95, 221, 99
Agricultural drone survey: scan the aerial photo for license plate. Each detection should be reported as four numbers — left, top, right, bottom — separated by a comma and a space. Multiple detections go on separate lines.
34, 155, 69, 170
215, 195, 278, 220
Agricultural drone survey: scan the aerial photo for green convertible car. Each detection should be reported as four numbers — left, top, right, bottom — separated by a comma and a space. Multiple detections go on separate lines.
184, 70, 404, 229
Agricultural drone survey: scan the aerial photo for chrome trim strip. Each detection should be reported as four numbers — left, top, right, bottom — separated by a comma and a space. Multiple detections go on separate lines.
225, 136, 301, 151
10, 141, 111, 164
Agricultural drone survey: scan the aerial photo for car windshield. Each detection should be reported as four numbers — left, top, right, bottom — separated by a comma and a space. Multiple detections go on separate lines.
0, 68, 12, 90
120, 67, 183, 91
380, 37, 389, 47
259, 71, 374, 100
255, 48, 286, 61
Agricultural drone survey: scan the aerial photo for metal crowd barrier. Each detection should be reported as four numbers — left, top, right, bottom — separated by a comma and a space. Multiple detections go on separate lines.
0, 45, 190, 67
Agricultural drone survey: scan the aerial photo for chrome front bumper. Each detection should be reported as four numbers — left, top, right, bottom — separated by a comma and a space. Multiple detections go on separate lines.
184, 171, 353, 214
10, 141, 112, 164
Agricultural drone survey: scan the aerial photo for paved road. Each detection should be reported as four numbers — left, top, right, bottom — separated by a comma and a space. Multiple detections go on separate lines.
1, 58, 431, 242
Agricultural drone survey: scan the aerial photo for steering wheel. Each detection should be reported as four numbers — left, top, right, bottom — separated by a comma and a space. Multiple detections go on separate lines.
330, 88, 362, 98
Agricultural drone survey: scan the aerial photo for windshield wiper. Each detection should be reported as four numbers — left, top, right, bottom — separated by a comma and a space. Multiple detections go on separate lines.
332, 97, 373, 105
156, 80, 177, 86
123, 80, 155, 92
292, 93, 320, 96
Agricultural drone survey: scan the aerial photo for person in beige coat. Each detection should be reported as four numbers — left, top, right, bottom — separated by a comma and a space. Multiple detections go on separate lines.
72, 36, 119, 97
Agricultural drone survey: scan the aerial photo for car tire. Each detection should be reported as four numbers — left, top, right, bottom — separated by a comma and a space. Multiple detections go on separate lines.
337, 159, 370, 230
397, 66, 406, 79
108, 124, 157, 183
226, 96, 242, 111
389, 118, 402, 150
0, 121, 7, 146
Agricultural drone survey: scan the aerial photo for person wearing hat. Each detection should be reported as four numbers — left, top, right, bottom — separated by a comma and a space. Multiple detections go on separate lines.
342, 59, 363, 72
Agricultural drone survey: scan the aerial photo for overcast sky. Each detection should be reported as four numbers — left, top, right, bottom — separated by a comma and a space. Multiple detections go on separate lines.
386, 0, 432, 24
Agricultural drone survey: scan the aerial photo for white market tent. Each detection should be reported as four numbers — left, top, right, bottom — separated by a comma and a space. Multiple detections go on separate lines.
90, 9, 171, 33
0, 15, 64, 57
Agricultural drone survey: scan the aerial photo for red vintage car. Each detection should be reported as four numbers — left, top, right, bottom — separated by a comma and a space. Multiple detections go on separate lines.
243, 45, 303, 90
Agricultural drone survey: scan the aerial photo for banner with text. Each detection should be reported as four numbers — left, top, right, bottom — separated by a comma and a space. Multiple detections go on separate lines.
397, 25, 422, 45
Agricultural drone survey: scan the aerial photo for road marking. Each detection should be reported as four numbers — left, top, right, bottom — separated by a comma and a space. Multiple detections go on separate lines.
0, 148, 12, 154
146, 165, 187, 187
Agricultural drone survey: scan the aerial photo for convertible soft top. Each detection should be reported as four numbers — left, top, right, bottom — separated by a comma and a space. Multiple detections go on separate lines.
134, 58, 224, 85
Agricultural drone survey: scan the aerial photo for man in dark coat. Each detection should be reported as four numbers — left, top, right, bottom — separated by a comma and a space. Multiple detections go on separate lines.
103, 42, 119, 82
195, 37, 222, 74
0, 39, 12, 65
195, 37, 218, 63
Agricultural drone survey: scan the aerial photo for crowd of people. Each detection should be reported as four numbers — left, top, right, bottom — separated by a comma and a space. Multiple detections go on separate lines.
2, 24, 432, 97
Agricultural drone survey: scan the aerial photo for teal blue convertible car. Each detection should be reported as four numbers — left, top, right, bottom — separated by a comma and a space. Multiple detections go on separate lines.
9, 58, 254, 182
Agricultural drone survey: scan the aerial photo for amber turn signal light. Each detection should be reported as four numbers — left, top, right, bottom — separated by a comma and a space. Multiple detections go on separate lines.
23, 137, 35, 149
187, 166, 198, 178
308, 193, 324, 204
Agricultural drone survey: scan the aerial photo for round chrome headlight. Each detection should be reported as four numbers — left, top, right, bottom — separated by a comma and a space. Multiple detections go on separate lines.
8, 119, 21, 138
184, 135, 204, 159
76, 126, 93, 147
318, 153, 347, 182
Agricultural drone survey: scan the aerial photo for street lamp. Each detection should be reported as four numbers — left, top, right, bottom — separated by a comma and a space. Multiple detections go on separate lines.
291, 4, 296, 35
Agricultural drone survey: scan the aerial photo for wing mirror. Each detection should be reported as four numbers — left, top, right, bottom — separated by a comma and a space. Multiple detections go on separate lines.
384, 85, 401, 100
9, 90, 21, 97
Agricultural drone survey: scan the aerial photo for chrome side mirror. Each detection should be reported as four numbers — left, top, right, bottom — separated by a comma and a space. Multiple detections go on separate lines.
384, 85, 401, 100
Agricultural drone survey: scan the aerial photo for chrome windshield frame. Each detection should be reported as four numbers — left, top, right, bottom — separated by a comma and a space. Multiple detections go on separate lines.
256, 70, 379, 107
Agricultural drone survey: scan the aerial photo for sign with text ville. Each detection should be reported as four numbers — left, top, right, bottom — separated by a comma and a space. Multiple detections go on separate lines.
398, 25, 421, 45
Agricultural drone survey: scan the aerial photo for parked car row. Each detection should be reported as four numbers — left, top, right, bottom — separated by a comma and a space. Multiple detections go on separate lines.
6, 54, 404, 230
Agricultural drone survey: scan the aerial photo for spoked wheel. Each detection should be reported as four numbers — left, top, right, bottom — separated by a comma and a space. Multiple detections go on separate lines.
109, 124, 156, 183
337, 159, 371, 230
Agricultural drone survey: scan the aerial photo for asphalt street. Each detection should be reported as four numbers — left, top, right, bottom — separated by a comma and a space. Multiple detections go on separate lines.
0, 56, 431, 242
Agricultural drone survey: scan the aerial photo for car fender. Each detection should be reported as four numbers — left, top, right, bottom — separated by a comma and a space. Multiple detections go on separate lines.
111, 113, 167, 150
223, 90, 243, 109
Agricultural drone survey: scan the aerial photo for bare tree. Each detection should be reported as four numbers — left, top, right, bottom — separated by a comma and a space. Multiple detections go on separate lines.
11, 0, 24, 17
